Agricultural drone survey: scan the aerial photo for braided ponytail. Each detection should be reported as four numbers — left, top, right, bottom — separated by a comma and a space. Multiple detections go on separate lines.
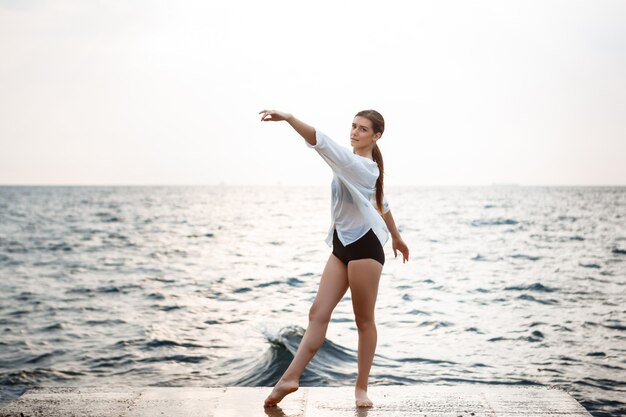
355, 110, 385, 214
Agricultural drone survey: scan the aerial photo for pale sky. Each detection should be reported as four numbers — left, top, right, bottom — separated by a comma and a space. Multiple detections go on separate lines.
1, 0, 625, 186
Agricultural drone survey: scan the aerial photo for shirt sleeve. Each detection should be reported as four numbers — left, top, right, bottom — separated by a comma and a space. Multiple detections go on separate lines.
306, 129, 376, 187
371, 193, 390, 214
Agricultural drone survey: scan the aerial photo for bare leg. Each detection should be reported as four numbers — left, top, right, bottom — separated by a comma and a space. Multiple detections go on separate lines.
264, 254, 349, 407
347, 258, 383, 408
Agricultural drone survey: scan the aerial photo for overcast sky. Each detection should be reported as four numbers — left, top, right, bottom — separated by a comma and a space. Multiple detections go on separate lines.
1, 0, 624, 186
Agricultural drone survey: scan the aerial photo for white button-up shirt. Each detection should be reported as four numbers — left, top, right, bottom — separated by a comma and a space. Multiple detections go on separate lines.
306, 129, 390, 248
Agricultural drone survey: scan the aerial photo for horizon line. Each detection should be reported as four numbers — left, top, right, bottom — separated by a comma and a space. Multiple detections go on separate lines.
0, 183, 625, 188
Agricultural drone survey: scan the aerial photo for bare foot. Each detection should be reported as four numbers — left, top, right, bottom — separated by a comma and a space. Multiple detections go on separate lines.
264, 379, 299, 408
355, 387, 373, 408
263, 405, 287, 417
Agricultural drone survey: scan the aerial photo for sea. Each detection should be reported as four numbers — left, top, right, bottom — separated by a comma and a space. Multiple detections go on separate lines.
0, 185, 624, 416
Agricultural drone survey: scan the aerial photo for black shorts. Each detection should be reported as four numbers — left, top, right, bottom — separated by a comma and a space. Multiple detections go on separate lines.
332, 228, 385, 266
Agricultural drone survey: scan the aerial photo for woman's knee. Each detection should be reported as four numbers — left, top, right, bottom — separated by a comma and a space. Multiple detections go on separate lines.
308, 303, 332, 325
354, 315, 376, 332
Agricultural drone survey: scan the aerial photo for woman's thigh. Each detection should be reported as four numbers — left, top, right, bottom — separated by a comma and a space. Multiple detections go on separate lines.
347, 259, 383, 321
309, 254, 350, 320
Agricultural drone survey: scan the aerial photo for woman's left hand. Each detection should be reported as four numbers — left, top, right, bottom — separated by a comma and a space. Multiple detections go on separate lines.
393, 237, 410, 263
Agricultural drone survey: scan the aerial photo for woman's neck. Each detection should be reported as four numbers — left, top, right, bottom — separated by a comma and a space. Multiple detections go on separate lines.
353, 148, 373, 160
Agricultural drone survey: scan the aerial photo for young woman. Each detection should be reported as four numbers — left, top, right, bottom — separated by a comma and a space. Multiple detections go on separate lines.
258, 109, 409, 408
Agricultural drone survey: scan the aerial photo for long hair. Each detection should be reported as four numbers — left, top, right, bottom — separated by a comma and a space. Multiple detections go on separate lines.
355, 109, 385, 214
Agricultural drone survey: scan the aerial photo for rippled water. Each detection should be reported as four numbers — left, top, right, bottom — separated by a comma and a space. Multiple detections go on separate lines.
0, 186, 625, 416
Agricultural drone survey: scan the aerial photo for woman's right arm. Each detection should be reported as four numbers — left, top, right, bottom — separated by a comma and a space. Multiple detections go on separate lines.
259, 109, 316, 146
259, 109, 372, 187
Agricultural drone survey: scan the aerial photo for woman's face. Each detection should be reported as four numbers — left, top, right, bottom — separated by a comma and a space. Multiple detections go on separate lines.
350, 116, 381, 153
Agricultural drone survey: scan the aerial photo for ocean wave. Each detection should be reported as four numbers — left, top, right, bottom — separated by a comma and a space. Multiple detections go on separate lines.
223, 326, 366, 387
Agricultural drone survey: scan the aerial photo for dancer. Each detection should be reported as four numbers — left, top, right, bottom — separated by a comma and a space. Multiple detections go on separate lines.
259, 109, 409, 408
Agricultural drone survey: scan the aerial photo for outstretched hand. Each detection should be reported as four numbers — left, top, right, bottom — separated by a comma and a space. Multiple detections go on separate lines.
393, 237, 410, 263
259, 109, 292, 122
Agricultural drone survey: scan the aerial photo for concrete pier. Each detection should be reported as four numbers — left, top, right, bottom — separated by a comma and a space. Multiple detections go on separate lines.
0, 385, 592, 417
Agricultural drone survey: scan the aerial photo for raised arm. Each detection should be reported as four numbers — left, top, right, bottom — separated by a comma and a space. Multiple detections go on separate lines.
382, 209, 410, 263
259, 109, 316, 146
259, 109, 375, 187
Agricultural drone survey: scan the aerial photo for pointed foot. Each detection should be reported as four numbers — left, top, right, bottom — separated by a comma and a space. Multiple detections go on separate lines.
264, 379, 299, 408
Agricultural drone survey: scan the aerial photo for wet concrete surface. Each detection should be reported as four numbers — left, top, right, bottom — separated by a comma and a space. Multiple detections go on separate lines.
0, 385, 592, 417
